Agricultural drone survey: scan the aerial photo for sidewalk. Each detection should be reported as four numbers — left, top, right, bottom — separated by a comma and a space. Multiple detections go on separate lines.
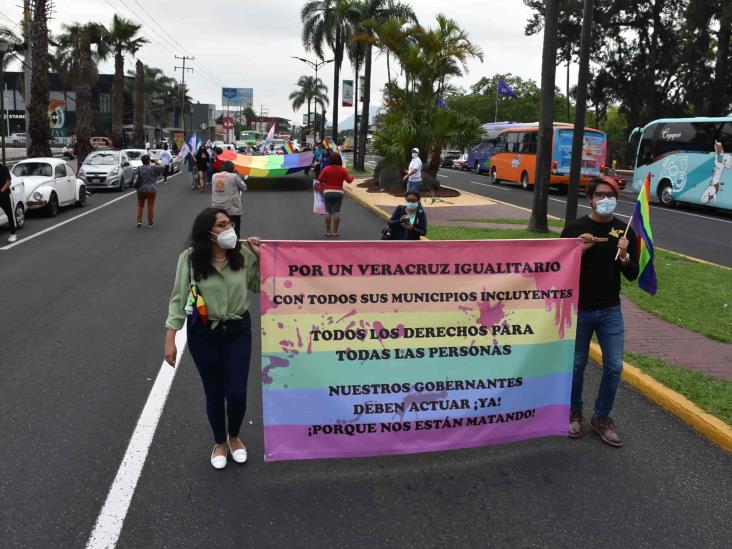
346, 179, 732, 382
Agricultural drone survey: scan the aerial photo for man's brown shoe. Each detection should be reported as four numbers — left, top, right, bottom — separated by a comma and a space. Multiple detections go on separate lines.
568, 409, 583, 438
591, 415, 623, 447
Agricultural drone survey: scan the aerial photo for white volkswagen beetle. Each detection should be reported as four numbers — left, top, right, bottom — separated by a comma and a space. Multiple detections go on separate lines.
11, 158, 86, 217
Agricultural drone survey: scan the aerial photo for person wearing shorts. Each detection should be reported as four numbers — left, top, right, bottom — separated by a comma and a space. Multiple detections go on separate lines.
317, 153, 353, 237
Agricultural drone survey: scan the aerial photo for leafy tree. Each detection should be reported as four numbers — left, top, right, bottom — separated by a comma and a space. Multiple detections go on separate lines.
100, 15, 148, 148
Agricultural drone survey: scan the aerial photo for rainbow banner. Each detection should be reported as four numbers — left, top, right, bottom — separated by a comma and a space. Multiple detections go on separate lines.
260, 239, 582, 462
219, 150, 314, 177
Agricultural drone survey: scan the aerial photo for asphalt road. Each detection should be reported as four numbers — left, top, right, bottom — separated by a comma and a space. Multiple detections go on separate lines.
0, 170, 730, 548
431, 166, 732, 268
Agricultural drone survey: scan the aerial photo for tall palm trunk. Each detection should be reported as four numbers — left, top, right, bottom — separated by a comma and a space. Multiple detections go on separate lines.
75, 28, 94, 165
357, 44, 372, 171
133, 60, 145, 147
528, 0, 559, 233
306, 97, 311, 145
332, 27, 341, 141
28, 0, 51, 157
711, 1, 732, 115
111, 49, 125, 148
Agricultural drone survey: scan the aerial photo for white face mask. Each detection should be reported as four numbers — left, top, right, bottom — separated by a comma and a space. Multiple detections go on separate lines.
594, 197, 617, 216
411, 152, 418, 159
210, 227, 238, 249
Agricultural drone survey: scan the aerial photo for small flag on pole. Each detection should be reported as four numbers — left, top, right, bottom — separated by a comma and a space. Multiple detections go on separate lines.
265, 124, 275, 143
322, 137, 337, 152
498, 80, 517, 98
630, 173, 657, 295
282, 141, 296, 154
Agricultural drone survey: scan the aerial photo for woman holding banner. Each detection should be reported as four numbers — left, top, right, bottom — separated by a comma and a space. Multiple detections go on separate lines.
164, 208, 261, 469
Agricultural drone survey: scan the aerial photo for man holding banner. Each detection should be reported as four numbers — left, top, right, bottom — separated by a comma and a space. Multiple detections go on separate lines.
561, 177, 639, 447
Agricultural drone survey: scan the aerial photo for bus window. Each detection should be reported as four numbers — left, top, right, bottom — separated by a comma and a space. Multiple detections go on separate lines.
505, 132, 519, 153
637, 133, 654, 167
518, 132, 537, 154
717, 122, 732, 151
655, 122, 717, 157
494, 134, 506, 153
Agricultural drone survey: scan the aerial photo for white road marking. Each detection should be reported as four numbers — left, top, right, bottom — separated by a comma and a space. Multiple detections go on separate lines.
1, 172, 183, 250
437, 174, 448, 178
86, 323, 188, 549
469, 180, 512, 191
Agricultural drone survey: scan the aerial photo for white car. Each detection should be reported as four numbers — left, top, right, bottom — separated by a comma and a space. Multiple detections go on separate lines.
0, 174, 27, 230
78, 150, 135, 192
10, 132, 26, 145
124, 149, 148, 174
11, 158, 86, 217
148, 149, 183, 174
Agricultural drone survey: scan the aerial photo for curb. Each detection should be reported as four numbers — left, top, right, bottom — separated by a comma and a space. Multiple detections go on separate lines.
589, 343, 732, 453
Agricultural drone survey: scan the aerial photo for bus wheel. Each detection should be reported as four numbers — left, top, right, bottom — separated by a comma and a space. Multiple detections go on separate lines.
521, 172, 532, 191
491, 167, 499, 183
658, 179, 675, 207
474, 161, 480, 174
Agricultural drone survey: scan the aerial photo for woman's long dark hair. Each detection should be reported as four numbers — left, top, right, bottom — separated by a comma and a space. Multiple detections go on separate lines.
188, 208, 244, 281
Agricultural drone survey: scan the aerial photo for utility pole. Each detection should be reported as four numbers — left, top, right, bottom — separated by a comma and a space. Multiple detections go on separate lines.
174, 55, 194, 141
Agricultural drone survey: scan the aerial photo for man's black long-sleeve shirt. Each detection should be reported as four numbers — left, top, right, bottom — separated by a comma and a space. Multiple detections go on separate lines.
561, 215, 639, 310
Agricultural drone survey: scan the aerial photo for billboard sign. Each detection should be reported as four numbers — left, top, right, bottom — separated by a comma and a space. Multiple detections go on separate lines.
221, 87, 254, 107
342, 80, 353, 107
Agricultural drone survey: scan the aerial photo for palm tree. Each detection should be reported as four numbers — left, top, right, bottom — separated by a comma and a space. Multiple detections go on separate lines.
125, 65, 180, 132
289, 75, 329, 142
101, 15, 148, 148
0, 26, 23, 70
528, 0, 559, 233
133, 59, 145, 147
350, 0, 415, 169
56, 22, 108, 164
28, 0, 51, 157
301, 0, 356, 142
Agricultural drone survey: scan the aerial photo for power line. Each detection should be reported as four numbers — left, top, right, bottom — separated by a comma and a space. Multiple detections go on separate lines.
0, 9, 23, 32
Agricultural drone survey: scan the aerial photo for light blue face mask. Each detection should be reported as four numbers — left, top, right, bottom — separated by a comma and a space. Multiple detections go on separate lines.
595, 197, 617, 216
405, 201, 418, 209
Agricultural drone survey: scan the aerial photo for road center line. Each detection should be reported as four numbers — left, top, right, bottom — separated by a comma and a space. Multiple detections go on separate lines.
469, 180, 512, 191
86, 323, 187, 549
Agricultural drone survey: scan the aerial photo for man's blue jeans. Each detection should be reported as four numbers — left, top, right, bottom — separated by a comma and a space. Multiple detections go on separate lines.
571, 306, 624, 418
407, 179, 422, 193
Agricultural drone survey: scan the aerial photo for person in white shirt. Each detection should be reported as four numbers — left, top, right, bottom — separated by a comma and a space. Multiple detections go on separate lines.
211, 161, 248, 237
158, 143, 173, 182
403, 147, 423, 193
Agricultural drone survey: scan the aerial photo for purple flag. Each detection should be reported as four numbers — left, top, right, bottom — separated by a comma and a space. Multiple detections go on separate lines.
436, 97, 448, 109
498, 80, 517, 98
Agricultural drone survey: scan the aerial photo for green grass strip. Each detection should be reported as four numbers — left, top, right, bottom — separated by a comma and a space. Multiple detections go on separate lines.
429, 225, 732, 343
453, 217, 565, 227
625, 352, 732, 426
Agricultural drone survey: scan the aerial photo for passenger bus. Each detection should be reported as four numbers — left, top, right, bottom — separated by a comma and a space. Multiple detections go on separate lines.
239, 130, 264, 146
466, 122, 525, 174
490, 123, 608, 191
630, 116, 732, 210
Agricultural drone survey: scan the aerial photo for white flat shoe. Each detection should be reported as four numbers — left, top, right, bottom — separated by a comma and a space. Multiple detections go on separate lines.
210, 446, 227, 470
227, 439, 248, 464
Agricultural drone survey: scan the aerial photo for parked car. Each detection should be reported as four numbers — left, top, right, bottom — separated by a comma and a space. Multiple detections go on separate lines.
440, 150, 462, 168
452, 153, 468, 170
11, 158, 86, 216
10, 132, 26, 145
124, 149, 148, 174
148, 149, 183, 174
78, 150, 135, 192
91, 136, 113, 149
0, 172, 27, 230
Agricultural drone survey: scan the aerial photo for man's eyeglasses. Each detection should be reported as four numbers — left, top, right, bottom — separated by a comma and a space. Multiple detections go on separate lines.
213, 221, 232, 229
592, 192, 615, 199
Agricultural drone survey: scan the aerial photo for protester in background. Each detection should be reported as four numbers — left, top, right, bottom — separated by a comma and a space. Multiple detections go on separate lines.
211, 161, 248, 237
135, 154, 164, 228
387, 190, 427, 240
317, 153, 353, 237
403, 147, 423, 193
312, 144, 324, 178
0, 162, 18, 243
560, 177, 639, 447
164, 208, 261, 470
158, 143, 173, 183
195, 146, 210, 193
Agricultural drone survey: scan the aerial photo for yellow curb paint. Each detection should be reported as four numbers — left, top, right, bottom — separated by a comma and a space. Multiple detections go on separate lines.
344, 186, 391, 220
589, 343, 732, 454
655, 247, 731, 271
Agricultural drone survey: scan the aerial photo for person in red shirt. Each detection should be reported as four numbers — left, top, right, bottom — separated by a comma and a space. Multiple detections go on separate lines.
317, 153, 353, 237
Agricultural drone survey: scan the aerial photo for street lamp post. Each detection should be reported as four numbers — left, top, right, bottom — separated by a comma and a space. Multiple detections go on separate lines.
292, 56, 332, 143
0, 40, 9, 165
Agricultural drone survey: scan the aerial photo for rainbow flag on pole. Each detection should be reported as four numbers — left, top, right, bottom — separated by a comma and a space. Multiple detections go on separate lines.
630, 173, 657, 295
282, 141, 296, 154
322, 137, 337, 152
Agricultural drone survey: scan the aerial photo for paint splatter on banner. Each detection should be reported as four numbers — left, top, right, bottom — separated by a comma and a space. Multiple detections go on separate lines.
260, 239, 582, 461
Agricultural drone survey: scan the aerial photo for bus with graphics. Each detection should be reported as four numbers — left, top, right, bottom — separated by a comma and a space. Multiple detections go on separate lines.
489, 123, 608, 191
629, 117, 732, 210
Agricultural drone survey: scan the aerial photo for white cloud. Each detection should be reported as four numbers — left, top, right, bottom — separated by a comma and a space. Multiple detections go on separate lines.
2, 0, 578, 125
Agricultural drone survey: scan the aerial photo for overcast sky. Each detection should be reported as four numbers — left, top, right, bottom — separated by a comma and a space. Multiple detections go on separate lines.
1, 0, 578, 124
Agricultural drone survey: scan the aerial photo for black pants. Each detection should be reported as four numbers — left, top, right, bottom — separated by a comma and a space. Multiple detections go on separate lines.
0, 193, 16, 234
162, 165, 170, 182
187, 313, 252, 444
